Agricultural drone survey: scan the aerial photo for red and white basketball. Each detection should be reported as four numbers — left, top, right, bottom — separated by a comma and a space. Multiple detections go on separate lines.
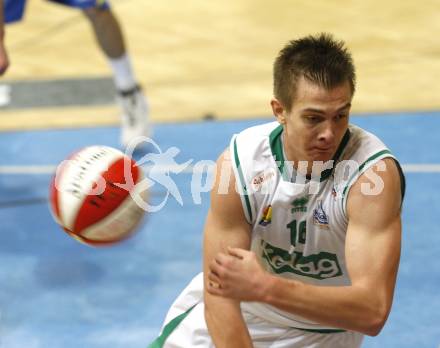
49, 145, 147, 246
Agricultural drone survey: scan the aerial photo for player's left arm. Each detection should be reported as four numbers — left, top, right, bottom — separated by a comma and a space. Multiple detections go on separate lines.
208, 157, 403, 336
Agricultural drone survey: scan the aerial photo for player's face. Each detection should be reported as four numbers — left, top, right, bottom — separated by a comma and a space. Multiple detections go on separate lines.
272, 76, 352, 165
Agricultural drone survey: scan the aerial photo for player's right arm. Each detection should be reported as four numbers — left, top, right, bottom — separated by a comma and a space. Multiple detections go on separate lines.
0, 0, 10, 75
203, 149, 254, 348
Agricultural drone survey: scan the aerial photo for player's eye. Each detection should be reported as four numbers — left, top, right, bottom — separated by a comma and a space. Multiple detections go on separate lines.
305, 115, 321, 123
337, 113, 348, 120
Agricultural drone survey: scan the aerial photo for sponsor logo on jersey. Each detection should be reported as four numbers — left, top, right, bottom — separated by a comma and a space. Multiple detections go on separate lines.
251, 168, 276, 192
259, 205, 272, 226
261, 240, 342, 280
291, 196, 308, 213
331, 186, 343, 200
313, 200, 329, 228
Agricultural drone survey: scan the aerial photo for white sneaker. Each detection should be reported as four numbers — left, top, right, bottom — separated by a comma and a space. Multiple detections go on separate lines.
117, 85, 151, 148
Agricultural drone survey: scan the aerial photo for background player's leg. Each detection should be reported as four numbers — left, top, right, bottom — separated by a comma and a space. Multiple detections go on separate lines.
1, 0, 28, 74
1, 4, 9, 74
82, 4, 124, 60
83, 5, 150, 147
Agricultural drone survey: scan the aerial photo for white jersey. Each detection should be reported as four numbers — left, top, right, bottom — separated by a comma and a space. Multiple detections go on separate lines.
230, 121, 400, 331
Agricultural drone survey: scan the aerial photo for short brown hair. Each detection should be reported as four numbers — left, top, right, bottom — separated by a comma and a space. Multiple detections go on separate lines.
273, 33, 356, 111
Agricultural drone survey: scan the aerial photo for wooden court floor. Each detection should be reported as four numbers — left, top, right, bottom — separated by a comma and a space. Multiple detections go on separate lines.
1, 0, 440, 130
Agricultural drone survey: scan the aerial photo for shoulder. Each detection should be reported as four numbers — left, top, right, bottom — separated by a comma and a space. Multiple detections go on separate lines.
338, 125, 404, 212
346, 157, 403, 224
209, 149, 250, 227
231, 121, 280, 155
341, 124, 392, 163
229, 121, 281, 223
230, 120, 280, 178
234, 121, 280, 139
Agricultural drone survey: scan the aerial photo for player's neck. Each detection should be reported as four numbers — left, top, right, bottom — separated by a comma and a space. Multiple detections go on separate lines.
281, 134, 314, 177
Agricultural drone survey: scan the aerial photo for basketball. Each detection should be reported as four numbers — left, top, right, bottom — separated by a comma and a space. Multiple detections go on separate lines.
49, 145, 147, 246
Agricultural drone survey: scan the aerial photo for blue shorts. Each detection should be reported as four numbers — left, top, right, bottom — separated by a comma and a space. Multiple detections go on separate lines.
4, 0, 110, 23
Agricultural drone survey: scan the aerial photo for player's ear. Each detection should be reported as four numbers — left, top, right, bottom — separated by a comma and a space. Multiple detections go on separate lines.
270, 98, 286, 125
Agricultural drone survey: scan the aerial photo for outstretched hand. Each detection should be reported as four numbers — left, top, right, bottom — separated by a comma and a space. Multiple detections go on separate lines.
207, 247, 271, 302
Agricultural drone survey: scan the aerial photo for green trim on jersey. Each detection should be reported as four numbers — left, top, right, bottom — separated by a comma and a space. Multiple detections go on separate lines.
147, 302, 345, 347
395, 160, 406, 203
297, 327, 346, 334
269, 125, 351, 182
321, 129, 351, 181
269, 124, 289, 180
148, 304, 196, 348
341, 149, 393, 208
233, 137, 253, 222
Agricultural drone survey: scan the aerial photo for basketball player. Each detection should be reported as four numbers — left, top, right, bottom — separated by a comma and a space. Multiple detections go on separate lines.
149, 33, 405, 348
0, 0, 150, 147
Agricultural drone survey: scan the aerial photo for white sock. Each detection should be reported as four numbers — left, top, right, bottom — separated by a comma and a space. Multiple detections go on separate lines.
108, 54, 137, 92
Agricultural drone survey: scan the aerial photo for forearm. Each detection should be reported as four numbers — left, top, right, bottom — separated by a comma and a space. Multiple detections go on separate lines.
264, 275, 389, 336
204, 295, 253, 348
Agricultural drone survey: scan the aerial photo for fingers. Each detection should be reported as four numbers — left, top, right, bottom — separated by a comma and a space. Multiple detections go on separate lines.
208, 269, 221, 284
214, 248, 248, 264
210, 249, 246, 276
208, 253, 230, 295
208, 257, 225, 290
208, 249, 245, 291
227, 246, 248, 259
210, 254, 224, 275
206, 279, 223, 296
207, 269, 225, 296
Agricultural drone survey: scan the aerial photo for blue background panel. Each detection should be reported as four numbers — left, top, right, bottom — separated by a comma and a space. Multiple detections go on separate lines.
0, 113, 439, 347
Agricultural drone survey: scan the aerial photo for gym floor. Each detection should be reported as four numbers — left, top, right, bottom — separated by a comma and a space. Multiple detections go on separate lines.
1, 1, 439, 347
1, 114, 440, 347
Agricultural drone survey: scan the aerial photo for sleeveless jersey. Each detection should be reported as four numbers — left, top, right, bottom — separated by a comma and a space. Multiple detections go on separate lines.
229, 121, 399, 331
